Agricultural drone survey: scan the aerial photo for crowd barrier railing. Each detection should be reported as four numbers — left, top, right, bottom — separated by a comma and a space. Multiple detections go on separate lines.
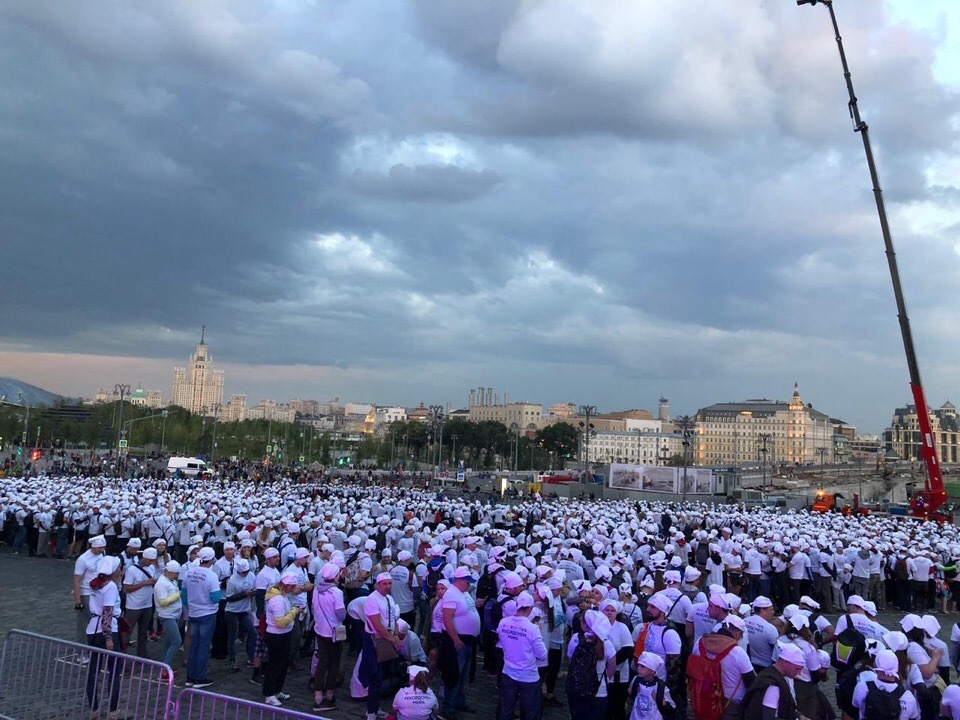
0, 629, 175, 719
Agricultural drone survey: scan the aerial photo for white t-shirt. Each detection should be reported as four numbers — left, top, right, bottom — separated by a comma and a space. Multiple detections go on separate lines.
364, 591, 399, 635
74, 550, 104, 597
389, 564, 416, 613
745, 615, 779, 668
255, 563, 281, 592
691, 639, 754, 702
123, 562, 156, 611
633, 622, 681, 680
184, 565, 220, 618
86, 582, 121, 635
312, 585, 346, 639
440, 585, 481, 637
851, 675, 919, 720
392, 687, 438, 720
498, 614, 547, 683
835, 613, 888, 642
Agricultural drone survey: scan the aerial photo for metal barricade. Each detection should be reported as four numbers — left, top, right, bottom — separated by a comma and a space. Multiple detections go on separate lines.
0, 629, 174, 720
174, 688, 329, 720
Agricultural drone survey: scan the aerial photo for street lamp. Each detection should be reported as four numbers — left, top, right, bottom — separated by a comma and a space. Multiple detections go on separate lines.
451, 433, 458, 467
114, 383, 131, 460
817, 446, 828, 488
510, 423, 521, 473
758, 433, 771, 490
674, 415, 696, 502
429, 404, 445, 475
160, 409, 170, 456
15, 392, 30, 451
577, 404, 597, 480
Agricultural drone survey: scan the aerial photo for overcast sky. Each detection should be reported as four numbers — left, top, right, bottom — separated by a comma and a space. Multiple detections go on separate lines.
1, 1, 958, 434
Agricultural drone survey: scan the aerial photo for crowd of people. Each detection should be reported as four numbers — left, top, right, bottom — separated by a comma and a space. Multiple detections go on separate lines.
4, 470, 960, 720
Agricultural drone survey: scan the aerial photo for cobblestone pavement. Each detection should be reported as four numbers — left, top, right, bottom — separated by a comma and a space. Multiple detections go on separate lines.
2, 550, 956, 719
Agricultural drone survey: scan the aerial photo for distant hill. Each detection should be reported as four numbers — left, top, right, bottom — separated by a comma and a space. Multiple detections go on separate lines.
0, 377, 67, 407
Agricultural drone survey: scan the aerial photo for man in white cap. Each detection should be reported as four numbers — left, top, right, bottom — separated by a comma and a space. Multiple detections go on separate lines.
746, 596, 779, 674
496, 591, 546, 720
122, 545, 158, 658
834, 595, 888, 643
441, 567, 481, 718
359, 573, 402, 720
686, 589, 729, 645
737, 641, 805, 720
74, 534, 107, 644
633, 592, 684, 718
183, 546, 221, 688
389, 550, 418, 629
851, 649, 917, 719
689, 614, 755, 719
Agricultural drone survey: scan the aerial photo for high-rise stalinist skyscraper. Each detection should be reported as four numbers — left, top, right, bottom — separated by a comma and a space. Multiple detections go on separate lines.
172, 326, 224, 415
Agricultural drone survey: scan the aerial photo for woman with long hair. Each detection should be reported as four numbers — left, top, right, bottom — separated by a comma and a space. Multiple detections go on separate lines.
780, 614, 822, 720
391, 666, 438, 720
85, 555, 124, 719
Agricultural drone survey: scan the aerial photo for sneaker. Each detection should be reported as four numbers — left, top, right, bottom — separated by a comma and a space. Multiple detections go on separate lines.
192, 679, 213, 689
184, 681, 195, 688
229, 662, 239, 673
315, 699, 337, 712
264, 696, 282, 707
249, 673, 263, 685
245, 659, 255, 667
277, 692, 290, 701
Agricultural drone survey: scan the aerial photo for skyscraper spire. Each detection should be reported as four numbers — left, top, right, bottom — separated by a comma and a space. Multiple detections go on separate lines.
200, 324, 206, 344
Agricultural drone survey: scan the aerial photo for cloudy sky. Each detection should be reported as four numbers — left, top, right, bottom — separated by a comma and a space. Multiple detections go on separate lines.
1, 0, 959, 433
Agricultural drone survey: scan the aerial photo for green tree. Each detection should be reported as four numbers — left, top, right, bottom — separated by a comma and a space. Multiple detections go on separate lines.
536, 422, 579, 459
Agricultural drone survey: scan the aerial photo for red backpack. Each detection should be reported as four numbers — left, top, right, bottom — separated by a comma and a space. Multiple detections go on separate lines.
687, 634, 739, 720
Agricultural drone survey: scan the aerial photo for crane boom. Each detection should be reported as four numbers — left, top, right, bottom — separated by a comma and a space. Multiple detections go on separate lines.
801, 0, 945, 518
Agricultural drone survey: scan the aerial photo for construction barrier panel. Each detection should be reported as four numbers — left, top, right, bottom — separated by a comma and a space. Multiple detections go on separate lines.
0, 629, 175, 720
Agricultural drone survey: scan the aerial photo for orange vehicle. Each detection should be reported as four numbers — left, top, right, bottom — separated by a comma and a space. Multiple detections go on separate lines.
812, 491, 869, 517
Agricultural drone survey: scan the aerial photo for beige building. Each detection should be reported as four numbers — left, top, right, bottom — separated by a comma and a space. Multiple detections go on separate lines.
220, 395, 248, 422
469, 401, 543, 430
172, 330, 224, 415
548, 403, 577, 418
246, 399, 296, 423
885, 401, 960, 464
695, 384, 836, 466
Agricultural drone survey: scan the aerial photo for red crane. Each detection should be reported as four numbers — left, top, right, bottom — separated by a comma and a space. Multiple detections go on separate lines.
800, 0, 945, 520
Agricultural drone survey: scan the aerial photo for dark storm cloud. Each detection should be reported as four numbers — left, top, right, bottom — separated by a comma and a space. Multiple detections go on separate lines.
0, 0, 957, 431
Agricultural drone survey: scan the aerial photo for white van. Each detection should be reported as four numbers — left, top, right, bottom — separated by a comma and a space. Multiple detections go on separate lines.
166, 456, 208, 477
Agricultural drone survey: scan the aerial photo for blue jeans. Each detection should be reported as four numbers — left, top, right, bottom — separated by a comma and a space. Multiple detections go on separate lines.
159, 616, 182, 669
226, 611, 255, 663
498, 674, 541, 720
442, 644, 473, 714
11, 526, 26, 553
187, 613, 216, 682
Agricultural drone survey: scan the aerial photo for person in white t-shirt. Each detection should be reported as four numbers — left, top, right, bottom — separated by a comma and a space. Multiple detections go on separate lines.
361, 573, 402, 720
183, 546, 221, 688
851, 649, 919, 720
85, 555, 123, 717
312, 563, 347, 713
497, 591, 547, 720
73, 534, 107, 643
123, 546, 158, 658
391, 665, 438, 720
691, 615, 755, 711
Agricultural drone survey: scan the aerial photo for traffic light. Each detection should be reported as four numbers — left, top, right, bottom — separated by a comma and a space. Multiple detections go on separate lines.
30, 449, 40, 461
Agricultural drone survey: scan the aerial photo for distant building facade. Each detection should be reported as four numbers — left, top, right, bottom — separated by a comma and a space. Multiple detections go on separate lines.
172, 330, 224, 415
695, 384, 837, 466
885, 401, 960, 464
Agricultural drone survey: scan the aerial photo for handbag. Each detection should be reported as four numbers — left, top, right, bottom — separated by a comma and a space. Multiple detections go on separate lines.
373, 598, 399, 662
334, 625, 348, 643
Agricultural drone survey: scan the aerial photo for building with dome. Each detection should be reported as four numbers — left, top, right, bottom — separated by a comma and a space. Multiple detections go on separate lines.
885, 401, 959, 464
171, 327, 224, 416
129, 384, 164, 409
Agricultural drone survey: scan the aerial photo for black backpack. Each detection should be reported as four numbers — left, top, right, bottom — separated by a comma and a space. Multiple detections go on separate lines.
565, 633, 602, 699
424, 560, 446, 601
835, 663, 869, 718
862, 681, 905, 720
477, 566, 503, 603
831, 614, 866, 674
